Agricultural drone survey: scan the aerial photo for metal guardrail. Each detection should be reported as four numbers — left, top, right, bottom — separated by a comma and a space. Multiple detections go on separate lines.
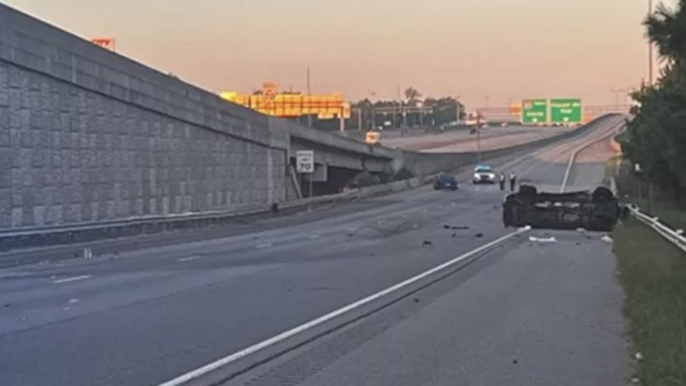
628, 205, 686, 253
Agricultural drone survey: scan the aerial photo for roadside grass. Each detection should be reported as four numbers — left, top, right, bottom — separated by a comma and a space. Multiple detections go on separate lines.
613, 222, 686, 386
611, 159, 686, 385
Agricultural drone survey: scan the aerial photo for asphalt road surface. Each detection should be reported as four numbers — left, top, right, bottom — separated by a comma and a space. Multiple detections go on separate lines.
0, 117, 627, 386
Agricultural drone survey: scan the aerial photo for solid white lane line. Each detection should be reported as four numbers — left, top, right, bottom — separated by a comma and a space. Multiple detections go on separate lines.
155, 226, 531, 386
53, 275, 92, 284
178, 256, 202, 263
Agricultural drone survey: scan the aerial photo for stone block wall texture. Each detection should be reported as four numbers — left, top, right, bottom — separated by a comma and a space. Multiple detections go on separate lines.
0, 4, 288, 229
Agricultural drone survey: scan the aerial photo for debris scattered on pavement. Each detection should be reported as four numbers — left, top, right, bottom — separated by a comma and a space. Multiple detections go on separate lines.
68, 298, 80, 304
512, 359, 519, 365
474, 233, 484, 238
529, 236, 557, 243
413, 298, 420, 303
631, 377, 640, 384
635, 352, 643, 361
422, 240, 433, 246
444, 225, 470, 230
601, 235, 613, 243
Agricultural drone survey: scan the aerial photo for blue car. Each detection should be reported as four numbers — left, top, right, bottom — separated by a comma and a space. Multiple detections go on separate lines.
434, 174, 458, 191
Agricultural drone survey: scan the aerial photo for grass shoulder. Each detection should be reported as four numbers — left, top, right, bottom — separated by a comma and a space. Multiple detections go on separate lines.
613, 218, 686, 385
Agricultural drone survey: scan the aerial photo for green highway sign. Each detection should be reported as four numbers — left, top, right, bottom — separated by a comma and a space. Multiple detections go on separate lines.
521, 99, 548, 124
550, 99, 582, 124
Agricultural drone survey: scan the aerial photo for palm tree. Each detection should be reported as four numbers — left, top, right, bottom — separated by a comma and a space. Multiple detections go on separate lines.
645, 0, 686, 67
404, 87, 422, 102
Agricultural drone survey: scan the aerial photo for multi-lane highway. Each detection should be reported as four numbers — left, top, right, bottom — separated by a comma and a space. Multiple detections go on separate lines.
0, 117, 628, 386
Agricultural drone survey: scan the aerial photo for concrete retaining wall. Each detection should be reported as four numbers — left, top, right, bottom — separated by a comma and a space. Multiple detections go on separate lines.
0, 4, 290, 230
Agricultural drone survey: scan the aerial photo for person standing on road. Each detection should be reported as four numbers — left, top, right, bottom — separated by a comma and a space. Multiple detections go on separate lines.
509, 171, 517, 191
499, 173, 506, 191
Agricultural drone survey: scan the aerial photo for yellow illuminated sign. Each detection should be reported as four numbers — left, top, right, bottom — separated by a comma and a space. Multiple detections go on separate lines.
221, 83, 351, 119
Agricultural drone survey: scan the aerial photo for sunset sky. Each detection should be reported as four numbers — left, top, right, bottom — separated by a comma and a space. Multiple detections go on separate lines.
3, 0, 668, 108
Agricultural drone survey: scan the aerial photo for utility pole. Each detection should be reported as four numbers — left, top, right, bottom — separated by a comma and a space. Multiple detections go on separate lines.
357, 107, 362, 131
306, 66, 312, 127
397, 84, 406, 134
370, 94, 376, 131
648, 0, 654, 86
476, 110, 482, 163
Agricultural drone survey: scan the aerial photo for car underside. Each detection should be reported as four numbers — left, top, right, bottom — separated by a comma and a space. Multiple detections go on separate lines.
503, 185, 621, 232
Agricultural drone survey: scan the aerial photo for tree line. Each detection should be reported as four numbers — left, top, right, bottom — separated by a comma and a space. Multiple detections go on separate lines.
351, 88, 466, 130
624, 0, 686, 205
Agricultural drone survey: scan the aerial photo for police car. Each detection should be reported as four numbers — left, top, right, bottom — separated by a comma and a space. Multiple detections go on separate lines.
473, 164, 497, 184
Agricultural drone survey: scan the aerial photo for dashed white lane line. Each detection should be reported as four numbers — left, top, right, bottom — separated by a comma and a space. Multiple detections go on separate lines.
256, 243, 273, 249
53, 275, 92, 284
155, 226, 531, 386
178, 256, 202, 263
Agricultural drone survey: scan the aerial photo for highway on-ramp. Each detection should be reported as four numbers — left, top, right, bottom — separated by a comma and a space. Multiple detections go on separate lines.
0, 117, 628, 386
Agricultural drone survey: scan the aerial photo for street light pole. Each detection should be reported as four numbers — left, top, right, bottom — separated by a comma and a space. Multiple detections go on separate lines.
306, 66, 312, 127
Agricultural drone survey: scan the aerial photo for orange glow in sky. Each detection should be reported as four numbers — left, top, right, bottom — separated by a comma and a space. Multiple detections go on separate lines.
3, 0, 667, 107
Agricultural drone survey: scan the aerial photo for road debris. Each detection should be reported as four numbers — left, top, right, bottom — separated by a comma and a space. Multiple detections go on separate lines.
422, 240, 433, 246
68, 298, 80, 304
601, 235, 613, 243
529, 236, 557, 243
635, 352, 643, 361
474, 233, 484, 238
443, 225, 470, 230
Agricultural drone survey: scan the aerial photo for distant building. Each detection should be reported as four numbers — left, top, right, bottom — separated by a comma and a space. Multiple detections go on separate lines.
221, 83, 351, 120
